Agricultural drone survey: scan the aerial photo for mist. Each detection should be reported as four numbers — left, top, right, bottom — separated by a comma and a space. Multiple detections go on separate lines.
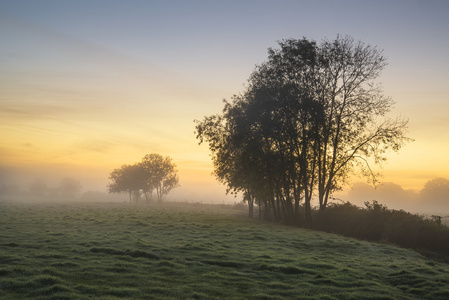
339, 178, 449, 217
2, 163, 448, 218
0, 164, 237, 205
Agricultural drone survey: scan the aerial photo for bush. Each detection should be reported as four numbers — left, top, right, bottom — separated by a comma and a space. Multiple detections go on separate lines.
312, 201, 449, 257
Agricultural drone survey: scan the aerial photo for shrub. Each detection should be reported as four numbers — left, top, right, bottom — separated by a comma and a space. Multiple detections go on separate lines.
312, 201, 449, 257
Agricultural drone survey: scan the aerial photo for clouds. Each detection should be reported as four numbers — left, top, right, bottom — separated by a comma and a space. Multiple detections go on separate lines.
0, 13, 217, 173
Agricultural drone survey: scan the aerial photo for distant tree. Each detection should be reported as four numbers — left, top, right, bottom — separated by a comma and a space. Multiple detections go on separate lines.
107, 154, 179, 203
59, 177, 82, 198
107, 164, 146, 203
141, 153, 179, 202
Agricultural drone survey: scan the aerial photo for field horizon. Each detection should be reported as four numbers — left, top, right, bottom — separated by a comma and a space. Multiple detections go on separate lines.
1, 200, 448, 299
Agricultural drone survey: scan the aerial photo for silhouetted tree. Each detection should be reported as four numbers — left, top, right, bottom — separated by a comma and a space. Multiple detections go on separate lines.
107, 164, 146, 203
196, 35, 411, 226
108, 154, 179, 203
311, 37, 410, 213
196, 98, 275, 220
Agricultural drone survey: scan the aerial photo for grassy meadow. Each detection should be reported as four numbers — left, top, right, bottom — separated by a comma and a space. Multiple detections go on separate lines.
1, 201, 448, 299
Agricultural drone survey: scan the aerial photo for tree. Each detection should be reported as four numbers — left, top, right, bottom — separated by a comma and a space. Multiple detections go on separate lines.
311, 37, 410, 213
107, 164, 146, 203
195, 98, 273, 219
107, 154, 179, 203
196, 36, 411, 226
141, 153, 179, 202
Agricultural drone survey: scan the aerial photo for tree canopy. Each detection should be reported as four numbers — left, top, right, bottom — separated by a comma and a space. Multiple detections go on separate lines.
195, 36, 411, 226
107, 154, 179, 203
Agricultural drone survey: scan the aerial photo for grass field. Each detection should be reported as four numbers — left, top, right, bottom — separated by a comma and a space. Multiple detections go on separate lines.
1, 201, 448, 299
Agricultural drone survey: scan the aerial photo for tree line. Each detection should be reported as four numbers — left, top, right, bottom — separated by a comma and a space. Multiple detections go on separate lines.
0, 177, 82, 199
195, 36, 411, 226
107, 153, 179, 203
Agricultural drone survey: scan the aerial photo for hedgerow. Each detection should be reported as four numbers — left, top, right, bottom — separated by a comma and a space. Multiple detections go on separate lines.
312, 201, 449, 258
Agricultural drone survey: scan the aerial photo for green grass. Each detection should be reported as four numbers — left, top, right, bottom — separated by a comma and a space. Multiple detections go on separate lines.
0, 201, 448, 299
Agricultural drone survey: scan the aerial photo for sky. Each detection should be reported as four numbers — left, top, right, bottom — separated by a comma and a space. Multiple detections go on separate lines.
1, 0, 449, 206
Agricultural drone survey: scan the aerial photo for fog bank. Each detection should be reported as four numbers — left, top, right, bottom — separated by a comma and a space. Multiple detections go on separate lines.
339, 178, 449, 216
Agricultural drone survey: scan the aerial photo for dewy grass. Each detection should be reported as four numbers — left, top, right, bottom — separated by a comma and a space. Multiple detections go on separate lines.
0, 201, 449, 299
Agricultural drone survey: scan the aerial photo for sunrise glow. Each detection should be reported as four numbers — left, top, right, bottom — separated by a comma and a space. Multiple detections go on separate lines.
1, 1, 449, 209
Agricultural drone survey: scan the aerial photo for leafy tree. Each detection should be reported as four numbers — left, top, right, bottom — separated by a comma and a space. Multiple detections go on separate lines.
107, 164, 146, 203
108, 154, 179, 203
196, 98, 271, 219
196, 36, 411, 226
141, 153, 179, 202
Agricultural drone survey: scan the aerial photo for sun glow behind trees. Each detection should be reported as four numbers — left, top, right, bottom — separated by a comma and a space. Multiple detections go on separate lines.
196, 36, 410, 224
1, 1, 449, 209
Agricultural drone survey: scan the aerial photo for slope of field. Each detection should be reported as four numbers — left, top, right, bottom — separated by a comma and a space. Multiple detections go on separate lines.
0, 201, 448, 299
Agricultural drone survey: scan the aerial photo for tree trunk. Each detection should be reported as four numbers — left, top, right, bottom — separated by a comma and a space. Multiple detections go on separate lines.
248, 199, 254, 218
304, 186, 312, 228
305, 200, 312, 227
294, 185, 301, 222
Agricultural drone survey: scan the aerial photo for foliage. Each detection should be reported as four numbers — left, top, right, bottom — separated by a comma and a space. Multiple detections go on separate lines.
196, 36, 411, 226
1, 202, 448, 299
141, 153, 179, 202
107, 164, 147, 203
107, 153, 179, 203
313, 200, 449, 257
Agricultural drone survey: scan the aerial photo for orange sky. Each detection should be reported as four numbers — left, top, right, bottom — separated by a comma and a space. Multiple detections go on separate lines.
1, 1, 449, 204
